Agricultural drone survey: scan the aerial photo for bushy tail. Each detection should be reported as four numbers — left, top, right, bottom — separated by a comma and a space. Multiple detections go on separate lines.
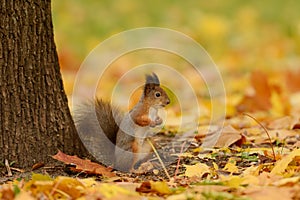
73, 99, 123, 166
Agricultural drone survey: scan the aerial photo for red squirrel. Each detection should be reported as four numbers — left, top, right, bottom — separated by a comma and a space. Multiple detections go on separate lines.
75, 73, 170, 171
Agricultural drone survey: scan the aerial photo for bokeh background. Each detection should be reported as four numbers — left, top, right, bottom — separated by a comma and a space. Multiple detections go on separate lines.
52, 0, 300, 119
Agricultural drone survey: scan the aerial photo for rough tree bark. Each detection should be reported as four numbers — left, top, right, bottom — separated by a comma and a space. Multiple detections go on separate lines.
0, 0, 88, 168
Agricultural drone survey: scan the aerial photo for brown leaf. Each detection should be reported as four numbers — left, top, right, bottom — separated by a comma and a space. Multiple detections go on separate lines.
267, 116, 300, 130
136, 181, 152, 193
0, 186, 14, 200
52, 150, 115, 177
214, 125, 245, 148
31, 162, 45, 171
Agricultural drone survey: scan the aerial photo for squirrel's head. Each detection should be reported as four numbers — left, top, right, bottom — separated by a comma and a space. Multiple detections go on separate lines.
143, 73, 170, 108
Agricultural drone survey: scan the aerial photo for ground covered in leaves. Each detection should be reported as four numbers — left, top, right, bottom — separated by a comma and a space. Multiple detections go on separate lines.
1, 78, 300, 199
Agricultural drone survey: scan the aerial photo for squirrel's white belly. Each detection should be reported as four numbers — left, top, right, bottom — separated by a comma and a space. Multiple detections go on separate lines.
119, 114, 151, 138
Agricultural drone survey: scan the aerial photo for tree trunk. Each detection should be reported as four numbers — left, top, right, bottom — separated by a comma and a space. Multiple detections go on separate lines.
0, 0, 88, 168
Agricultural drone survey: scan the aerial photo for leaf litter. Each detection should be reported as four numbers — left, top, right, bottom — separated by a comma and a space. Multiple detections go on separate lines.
1, 70, 300, 200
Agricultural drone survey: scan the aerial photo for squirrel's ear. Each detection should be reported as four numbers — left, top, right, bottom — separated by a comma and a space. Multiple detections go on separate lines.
144, 73, 160, 96
145, 73, 160, 86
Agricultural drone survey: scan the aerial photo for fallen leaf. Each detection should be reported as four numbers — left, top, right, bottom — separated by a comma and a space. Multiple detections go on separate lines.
31, 163, 45, 171
267, 116, 300, 130
99, 183, 138, 198
31, 173, 53, 181
184, 163, 210, 178
285, 69, 300, 93
52, 150, 115, 177
0, 185, 14, 200
136, 181, 172, 195
237, 70, 272, 112
242, 186, 294, 200
256, 172, 281, 186
272, 176, 300, 187
241, 175, 259, 185
271, 148, 300, 175
150, 181, 172, 195
223, 158, 239, 174
15, 191, 34, 200
54, 176, 85, 199
214, 125, 245, 147
220, 175, 243, 188
196, 125, 245, 148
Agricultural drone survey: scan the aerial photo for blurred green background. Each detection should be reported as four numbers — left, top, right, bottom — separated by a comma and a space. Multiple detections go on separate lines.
52, 0, 300, 99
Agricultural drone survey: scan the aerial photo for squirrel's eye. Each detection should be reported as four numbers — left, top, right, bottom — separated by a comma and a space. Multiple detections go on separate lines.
155, 92, 161, 97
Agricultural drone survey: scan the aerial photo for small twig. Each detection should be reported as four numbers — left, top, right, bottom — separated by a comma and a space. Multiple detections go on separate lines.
5, 159, 12, 176
174, 141, 186, 179
243, 113, 276, 161
147, 138, 171, 180
10, 167, 25, 173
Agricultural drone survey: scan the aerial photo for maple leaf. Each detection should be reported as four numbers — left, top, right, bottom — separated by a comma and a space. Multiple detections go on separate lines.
52, 150, 115, 177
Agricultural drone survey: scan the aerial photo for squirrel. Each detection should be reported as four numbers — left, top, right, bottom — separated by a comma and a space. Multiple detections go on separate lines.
75, 73, 170, 172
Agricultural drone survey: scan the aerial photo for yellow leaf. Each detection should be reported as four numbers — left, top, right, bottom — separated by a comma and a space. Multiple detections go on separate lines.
243, 165, 260, 176
270, 90, 286, 117
271, 148, 300, 175
78, 178, 97, 188
150, 181, 172, 195
184, 163, 210, 178
192, 147, 203, 153
223, 158, 239, 174
241, 175, 259, 185
54, 176, 85, 199
220, 175, 243, 188
98, 183, 136, 198
15, 191, 35, 200
213, 162, 219, 170
31, 173, 53, 181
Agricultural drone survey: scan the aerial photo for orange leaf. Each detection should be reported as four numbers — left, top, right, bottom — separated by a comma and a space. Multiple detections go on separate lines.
285, 70, 300, 93
52, 150, 115, 177
237, 70, 272, 112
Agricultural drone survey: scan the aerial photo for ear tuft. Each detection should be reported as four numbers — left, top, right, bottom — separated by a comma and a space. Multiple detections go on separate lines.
145, 73, 160, 85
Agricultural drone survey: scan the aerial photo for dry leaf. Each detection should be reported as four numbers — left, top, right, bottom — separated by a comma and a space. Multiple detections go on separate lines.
184, 163, 210, 178
267, 116, 299, 130
272, 176, 300, 187
99, 183, 138, 198
214, 125, 245, 147
220, 175, 244, 188
285, 70, 300, 93
52, 150, 115, 177
136, 181, 172, 195
237, 71, 272, 112
15, 191, 35, 200
243, 186, 294, 200
271, 148, 300, 175
223, 158, 239, 174
196, 125, 245, 147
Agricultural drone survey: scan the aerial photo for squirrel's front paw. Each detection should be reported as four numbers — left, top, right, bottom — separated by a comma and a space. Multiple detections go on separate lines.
149, 121, 157, 127
154, 117, 163, 126
149, 117, 162, 127
130, 161, 154, 174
